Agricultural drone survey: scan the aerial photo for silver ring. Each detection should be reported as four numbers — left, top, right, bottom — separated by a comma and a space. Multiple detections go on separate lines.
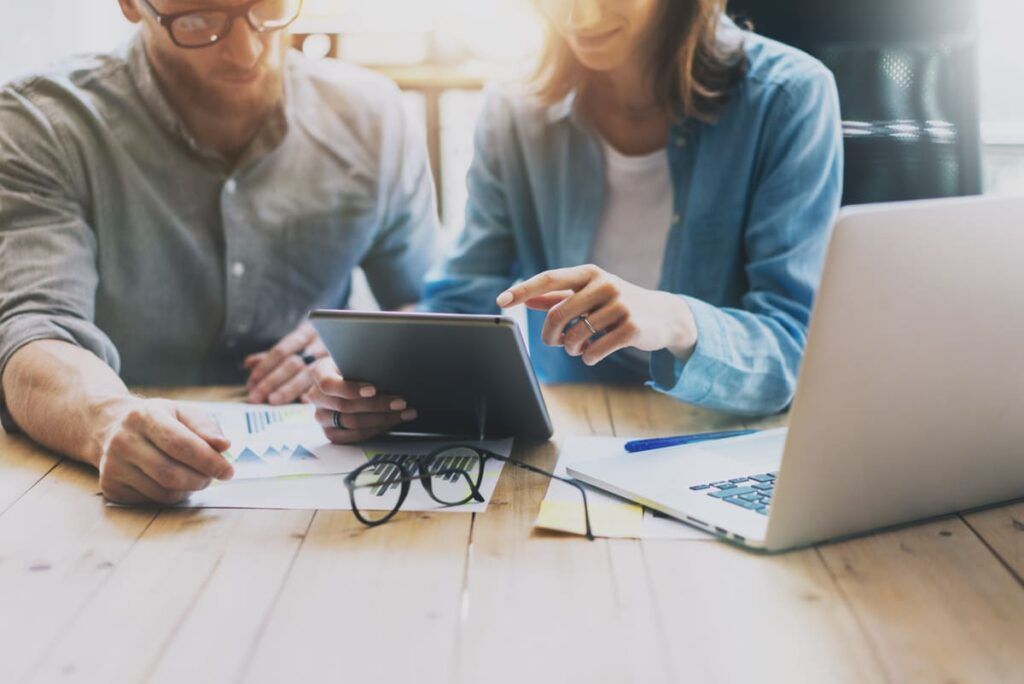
332, 411, 343, 430
580, 314, 598, 336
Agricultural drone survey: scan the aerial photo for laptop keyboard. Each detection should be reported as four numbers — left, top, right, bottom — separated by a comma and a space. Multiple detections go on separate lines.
689, 472, 777, 516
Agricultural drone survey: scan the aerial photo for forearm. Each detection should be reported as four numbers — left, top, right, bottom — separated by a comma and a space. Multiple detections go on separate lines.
2, 340, 134, 468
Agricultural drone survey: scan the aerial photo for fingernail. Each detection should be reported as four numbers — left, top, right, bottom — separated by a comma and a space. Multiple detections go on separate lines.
248, 391, 260, 403
390, 399, 407, 411
401, 409, 418, 421
218, 465, 234, 481
360, 385, 376, 398
496, 291, 513, 307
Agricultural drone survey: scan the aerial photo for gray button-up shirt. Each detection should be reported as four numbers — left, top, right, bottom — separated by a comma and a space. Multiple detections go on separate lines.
0, 36, 439, 428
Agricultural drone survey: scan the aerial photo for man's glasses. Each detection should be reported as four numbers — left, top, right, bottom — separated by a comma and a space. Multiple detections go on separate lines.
345, 445, 595, 539
140, 0, 303, 49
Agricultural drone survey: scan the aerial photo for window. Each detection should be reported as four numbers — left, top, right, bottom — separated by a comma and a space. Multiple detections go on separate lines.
979, 0, 1024, 144
1, 1, 133, 85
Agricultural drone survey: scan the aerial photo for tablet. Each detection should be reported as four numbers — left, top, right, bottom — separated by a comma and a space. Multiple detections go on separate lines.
309, 310, 553, 440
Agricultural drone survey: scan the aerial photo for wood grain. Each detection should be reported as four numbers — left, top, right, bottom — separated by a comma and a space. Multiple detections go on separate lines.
820, 516, 1024, 683
28, 508, 312, 683
0, 384, 1022, 683
0, 461, 156, 681
0, 430, 62, 514
961, 501, 1024, 585
643, 540, 885, 683
244, 510, 473, 684
455, 385, 673, 683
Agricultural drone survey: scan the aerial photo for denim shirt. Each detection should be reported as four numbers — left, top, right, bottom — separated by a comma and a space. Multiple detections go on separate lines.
421, 29, 843, 416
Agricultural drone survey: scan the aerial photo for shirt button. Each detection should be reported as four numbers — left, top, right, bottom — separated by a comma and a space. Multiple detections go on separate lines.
675, 136, 686, 147
225, 338, 238, 349
672, 213, 681, 225
231, 261, 246, 278
224, 179, 238, 194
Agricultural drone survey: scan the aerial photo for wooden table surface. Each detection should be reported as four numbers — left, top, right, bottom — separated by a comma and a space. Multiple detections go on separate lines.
1, 385, 1023, 683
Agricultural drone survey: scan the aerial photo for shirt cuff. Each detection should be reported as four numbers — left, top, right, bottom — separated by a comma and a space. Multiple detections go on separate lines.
648, 295, 726, 405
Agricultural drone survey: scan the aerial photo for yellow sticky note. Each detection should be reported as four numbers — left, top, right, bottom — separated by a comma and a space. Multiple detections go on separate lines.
535, 499, 644, 538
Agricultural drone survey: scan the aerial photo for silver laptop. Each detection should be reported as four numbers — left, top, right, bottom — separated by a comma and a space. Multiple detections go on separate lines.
568, 195, 1024, 552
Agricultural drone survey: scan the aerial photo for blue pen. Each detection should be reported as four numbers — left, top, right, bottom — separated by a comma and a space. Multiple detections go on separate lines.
624, 429, 759, 453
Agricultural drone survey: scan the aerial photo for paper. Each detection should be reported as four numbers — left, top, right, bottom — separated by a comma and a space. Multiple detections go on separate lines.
181, 434, 513, 512
535, 436, 712, 540
192, 402, 364, 480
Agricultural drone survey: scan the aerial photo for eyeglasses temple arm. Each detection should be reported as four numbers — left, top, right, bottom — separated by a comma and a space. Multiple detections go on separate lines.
486, 453, 595, 541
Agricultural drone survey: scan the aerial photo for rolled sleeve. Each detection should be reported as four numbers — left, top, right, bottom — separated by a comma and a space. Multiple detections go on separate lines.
649, 65, 844, 415
360, 89, 440, 310
0, 83, 120, 431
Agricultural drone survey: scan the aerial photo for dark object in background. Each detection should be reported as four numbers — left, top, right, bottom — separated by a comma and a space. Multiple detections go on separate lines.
729, 0, 982, 205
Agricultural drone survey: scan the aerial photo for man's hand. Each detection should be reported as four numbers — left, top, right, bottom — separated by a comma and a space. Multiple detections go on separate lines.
495, 264, 699, 366
307, 358, 418, 444
244, 322, 329, 405
97, 398, 234, 505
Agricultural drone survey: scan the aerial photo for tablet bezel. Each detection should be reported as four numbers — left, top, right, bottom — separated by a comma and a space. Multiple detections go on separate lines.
309, 310, 553, 440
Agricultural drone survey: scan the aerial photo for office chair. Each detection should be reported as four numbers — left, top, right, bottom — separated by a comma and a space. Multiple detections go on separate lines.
727, 0, 983, 205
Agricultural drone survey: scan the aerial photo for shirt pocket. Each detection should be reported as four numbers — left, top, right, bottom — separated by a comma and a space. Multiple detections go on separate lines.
284, 209, 377, 315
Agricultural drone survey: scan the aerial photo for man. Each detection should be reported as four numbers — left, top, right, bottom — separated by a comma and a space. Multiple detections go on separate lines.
0, 0, 438, 504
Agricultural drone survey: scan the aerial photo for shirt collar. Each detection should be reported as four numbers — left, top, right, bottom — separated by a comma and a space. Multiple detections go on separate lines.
546, 90, 578, 124
126, 34, 197, 149
546, 87, 691, 137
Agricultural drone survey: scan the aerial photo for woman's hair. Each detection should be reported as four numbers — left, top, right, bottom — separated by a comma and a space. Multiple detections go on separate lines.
532, 0, 747, 122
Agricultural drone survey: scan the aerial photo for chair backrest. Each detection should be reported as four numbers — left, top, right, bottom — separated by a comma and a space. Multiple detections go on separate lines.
728, 0, 983, 205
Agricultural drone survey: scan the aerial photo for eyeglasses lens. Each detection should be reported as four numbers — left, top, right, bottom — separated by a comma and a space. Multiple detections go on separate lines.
428, 447, 483, 506
351, 461, 407, 524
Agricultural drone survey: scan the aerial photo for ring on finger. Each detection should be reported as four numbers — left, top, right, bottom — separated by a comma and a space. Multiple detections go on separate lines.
332, 411, 344, 430
297, 351, 319, 366
580, 313, 599, 336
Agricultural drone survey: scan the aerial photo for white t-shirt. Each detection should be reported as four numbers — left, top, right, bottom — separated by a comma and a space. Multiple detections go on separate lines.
589, 139, 674, 291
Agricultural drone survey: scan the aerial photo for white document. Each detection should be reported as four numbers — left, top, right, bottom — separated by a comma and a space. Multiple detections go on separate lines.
536, 436, 712, 540
191, 402, 365, 480
181, 435, 513, 512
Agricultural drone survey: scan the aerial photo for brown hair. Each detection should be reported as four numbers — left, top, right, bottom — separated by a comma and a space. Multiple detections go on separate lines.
532, 0, 747, 122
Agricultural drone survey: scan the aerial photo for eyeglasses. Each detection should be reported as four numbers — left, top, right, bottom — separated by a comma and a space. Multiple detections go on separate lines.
345, 445, 595, 540
140, 0, 303, 49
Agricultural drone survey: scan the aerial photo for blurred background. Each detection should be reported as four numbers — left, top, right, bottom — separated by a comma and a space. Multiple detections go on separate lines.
4, 0, 1024, 237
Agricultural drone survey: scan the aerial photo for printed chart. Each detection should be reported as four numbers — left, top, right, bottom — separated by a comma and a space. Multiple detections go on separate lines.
188, 402, 365, 480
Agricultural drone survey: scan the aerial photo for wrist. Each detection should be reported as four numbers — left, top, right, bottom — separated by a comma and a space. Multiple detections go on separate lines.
662, 294, 698, 361
85, 394, 143, 468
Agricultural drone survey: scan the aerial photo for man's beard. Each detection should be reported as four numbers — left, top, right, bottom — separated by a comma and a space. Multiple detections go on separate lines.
148, 40, 286, 124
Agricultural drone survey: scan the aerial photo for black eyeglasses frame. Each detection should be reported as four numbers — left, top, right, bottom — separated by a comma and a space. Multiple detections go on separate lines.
344, 445, 595, 540
139, 0, 303, 50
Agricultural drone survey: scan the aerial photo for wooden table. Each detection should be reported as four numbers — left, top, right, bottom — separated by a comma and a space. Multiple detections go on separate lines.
1, 385, 1022, 683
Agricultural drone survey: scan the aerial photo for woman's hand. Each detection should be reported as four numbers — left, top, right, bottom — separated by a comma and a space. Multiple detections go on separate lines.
307, 358, 418, 444
244, 322, 329, 405
496, 265, 698, 366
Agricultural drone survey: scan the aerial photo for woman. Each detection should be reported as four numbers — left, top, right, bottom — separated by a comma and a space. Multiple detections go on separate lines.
309, 0, 843, 443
